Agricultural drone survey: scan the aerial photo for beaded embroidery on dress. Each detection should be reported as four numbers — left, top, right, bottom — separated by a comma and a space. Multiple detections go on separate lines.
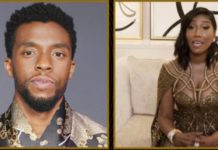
151, 59, 218, 146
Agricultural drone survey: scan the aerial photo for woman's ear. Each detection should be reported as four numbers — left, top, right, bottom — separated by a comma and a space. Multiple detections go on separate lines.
4, 58, 13, 77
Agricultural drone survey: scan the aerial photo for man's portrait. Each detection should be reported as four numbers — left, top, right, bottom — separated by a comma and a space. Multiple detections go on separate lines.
0, 2, 107, 147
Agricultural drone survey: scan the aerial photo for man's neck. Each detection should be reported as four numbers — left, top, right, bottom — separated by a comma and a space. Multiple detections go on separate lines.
14, 91, 63, 138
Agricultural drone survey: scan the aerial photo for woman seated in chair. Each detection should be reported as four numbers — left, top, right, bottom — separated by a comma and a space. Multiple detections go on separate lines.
151, 7, 218, 147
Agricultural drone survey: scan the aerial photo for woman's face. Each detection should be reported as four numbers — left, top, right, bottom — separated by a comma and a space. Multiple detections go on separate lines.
186, 14, 216, 57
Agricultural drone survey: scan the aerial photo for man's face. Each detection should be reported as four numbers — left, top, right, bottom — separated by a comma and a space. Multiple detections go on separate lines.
4, 21, 75, 112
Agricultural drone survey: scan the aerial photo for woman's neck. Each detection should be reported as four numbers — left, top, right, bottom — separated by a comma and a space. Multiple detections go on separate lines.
189, 53, 207, 65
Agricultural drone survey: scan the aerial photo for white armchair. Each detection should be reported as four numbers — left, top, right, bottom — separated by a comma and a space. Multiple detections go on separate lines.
115, 56, 167, 147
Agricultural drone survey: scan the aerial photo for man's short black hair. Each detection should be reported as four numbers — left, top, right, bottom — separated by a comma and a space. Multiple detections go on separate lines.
5, 2, 77, 59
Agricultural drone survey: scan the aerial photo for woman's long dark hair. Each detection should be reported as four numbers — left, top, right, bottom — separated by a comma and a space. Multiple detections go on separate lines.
174, 7, 218, 70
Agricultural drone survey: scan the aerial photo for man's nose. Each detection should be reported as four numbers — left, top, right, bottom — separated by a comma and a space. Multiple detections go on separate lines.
35, 54, 52, 72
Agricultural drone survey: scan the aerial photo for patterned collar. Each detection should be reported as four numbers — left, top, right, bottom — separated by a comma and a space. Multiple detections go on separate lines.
10, 99, 74, 147
0, 99, 107, 147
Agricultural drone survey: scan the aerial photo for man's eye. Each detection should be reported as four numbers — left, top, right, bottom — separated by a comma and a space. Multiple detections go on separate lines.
23, 50, 35, 56
53, 52, 65, 58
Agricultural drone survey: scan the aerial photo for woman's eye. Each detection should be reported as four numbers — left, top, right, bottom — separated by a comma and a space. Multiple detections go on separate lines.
203, 26, 210, 30
187, 25, 194, 30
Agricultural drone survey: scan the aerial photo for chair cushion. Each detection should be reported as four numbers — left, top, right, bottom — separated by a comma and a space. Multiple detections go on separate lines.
127, 56, 167, 115
115, 115, 154, 147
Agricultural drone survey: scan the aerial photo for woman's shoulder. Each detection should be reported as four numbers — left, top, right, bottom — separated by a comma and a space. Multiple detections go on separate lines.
161, 59, 183, 78
163, 59, 176, 67
213, 60, 218, 75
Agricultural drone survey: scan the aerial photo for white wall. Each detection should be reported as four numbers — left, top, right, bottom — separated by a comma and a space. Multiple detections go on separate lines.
115, 2, 175, 60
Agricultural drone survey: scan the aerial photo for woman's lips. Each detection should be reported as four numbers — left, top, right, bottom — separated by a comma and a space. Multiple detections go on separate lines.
31, 76, 55, 89
192, 40, 203, 48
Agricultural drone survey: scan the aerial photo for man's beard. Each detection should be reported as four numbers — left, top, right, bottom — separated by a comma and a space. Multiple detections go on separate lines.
15, 79, 66, 112
19, 88, 62, 112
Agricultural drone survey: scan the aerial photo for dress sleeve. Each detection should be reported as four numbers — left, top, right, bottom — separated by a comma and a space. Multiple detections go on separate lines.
151, 64, 175, 146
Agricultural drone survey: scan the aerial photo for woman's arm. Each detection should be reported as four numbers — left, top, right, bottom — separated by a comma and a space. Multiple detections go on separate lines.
198, 131, 218, 146
158, 89, 202, 146
158, 88, 174, 135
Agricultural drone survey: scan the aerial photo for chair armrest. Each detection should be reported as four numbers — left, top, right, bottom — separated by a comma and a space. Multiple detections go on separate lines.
115, 57, 133, 132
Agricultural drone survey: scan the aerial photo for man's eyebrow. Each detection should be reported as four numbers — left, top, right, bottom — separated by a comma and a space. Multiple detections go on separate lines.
17, 41, 36, 47
52, 43, 71, 50
16, 42, 71, 50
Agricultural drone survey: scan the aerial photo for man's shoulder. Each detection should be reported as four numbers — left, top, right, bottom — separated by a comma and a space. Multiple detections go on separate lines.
69, 110, 107, 147
0, 108, 16, 146
73, 111, 106, 133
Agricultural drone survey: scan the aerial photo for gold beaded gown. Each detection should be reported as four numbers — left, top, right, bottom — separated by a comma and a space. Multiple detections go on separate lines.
151, 59, 218, 146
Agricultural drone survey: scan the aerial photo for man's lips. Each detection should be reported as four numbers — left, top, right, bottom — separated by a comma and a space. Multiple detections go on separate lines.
30, 76, 55, 89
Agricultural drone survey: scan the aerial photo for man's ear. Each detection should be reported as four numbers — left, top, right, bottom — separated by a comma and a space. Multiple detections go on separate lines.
4, 58, 13, 77
68, 60, 75, 79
